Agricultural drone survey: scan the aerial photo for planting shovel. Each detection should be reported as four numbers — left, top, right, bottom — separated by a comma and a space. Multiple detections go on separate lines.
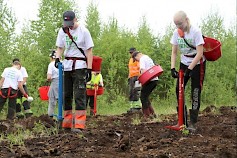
165, 70, 187, 131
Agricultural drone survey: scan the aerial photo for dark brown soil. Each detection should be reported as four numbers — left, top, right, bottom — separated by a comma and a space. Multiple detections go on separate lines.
0, 105, 236, 158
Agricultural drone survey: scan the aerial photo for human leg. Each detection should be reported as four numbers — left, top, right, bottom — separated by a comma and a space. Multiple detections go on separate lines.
62, 71, 73, 129
189, 61, 206, 130
73, 69, 87, 130
7, 89, 18, 119
21, 86, 33, 117
140, 81, 157, 118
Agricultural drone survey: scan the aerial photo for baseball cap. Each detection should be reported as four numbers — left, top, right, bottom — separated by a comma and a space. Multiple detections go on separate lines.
49, 50, 56, 59
12, 58, 20, 63
63, 10, 75, 27
129, 47, 136, 53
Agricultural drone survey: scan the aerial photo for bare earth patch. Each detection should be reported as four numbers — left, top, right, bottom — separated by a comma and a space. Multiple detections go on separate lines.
0, 105, 236, 158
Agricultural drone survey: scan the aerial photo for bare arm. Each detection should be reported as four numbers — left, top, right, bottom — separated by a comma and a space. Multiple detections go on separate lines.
87, 47, 93, 69
0, 77, 5, 88
56, 47, 64, 58
22, 77, 27, 85
47, 74, 52, 81
18, 81, 26, 95
171, 45, 178, 69
188, 45, 204, 70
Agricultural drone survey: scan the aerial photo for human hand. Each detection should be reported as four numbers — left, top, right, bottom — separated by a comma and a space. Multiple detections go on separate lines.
86, 69, 92, 82
184, 68, 192, 78
171, 68, 178, 78
54, 58, 60, 68
23, 93, 28, 98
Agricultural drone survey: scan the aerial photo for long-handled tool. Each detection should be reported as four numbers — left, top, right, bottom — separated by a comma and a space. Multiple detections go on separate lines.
93, 84, 98, 116
165, 70, 187, 131
57, 62, 63, 122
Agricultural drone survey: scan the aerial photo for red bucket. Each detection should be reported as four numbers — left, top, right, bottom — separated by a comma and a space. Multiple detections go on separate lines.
203, 37, 222, 61
92, 56, 103, 72
87, 87, 104, 96
138, 65, 163, 85
38, 86, 49, 101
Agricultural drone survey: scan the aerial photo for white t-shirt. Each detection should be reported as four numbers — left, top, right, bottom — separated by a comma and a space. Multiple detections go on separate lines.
47, 61, 59, 79
20, 66, 28, 85
140, 55, 158, 81
1, 67, 23, 90
56, 25, 94, 71
170, 26, 205, 66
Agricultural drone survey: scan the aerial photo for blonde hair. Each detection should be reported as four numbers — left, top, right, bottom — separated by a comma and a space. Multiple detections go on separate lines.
174, 11, 191, 33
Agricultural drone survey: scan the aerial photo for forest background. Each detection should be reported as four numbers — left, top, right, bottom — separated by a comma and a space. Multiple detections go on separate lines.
0, 0, 236, 116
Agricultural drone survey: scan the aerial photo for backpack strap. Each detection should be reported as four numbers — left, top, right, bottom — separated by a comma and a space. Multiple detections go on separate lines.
62, 27, 87, 60
177, 29, 196, 50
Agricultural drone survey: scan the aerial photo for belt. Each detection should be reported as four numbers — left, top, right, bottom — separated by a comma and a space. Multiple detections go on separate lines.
65, 57, 87, 71
0, 87, 18, 98
184, 54, 196, 58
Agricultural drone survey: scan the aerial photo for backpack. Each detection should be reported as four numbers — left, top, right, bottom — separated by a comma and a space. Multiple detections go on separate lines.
177, 29, 222, 61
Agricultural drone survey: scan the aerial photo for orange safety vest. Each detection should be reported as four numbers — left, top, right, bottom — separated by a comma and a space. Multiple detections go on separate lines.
128, 58, 140, 78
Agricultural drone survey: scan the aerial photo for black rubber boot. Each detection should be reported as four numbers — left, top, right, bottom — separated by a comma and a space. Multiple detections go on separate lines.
188, 109, 199, 131
148, 105, 157, 119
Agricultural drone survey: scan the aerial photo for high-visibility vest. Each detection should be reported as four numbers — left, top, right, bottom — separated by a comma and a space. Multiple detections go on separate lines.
128, 58, 140, 78
86, 74, 102, 89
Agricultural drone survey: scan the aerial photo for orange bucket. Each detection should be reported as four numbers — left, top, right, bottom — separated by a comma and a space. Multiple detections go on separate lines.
203, 37, 222, 61
138, 65, 163, 85
92, 56, 103, 72
87, 87, 104, 96
38, 86, 49, 101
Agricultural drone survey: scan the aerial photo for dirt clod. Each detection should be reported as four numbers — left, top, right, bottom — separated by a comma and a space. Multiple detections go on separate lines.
0, 105, 236, 158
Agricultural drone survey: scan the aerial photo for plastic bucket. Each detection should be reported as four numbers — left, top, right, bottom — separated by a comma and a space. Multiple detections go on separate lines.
92, 56, 103, 72
138, 65, 163, 85
87, 87, 104, 96
38, 86, 49, 101
203, 37, 222, 61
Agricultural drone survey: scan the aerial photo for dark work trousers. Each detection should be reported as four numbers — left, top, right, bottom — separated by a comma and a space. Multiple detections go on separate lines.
16, 85, 30, 113
129, 76, 139, 101
86, 95, 94, 109
0, 88, 18, 119
176, 61, 206, 111
140, 80, 158, 109
64, 69, 87, 111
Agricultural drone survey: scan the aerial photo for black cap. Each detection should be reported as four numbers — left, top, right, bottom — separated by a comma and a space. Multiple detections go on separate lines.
63, 10, 75, 27
12, 58, 20, 63
49, 50, 56, 59
129, 47, 136, 53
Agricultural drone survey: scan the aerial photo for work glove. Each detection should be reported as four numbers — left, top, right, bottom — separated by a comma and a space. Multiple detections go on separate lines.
54, 58, 60, 68
171, 68, 178, 78
184, 68, 192, 78
86, 69, 92, 82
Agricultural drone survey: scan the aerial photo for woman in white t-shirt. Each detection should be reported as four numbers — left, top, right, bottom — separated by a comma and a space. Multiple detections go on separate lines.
132, 51, 158, 120
0, 61, 28, 119
47, 50, 59, 117
170, 11, 206, 131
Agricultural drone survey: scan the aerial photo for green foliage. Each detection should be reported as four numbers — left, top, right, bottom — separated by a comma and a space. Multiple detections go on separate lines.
85, 2, 101, 41
0, 1, 235, 119
0, 0, 17, 72
30, 0, 74, 54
